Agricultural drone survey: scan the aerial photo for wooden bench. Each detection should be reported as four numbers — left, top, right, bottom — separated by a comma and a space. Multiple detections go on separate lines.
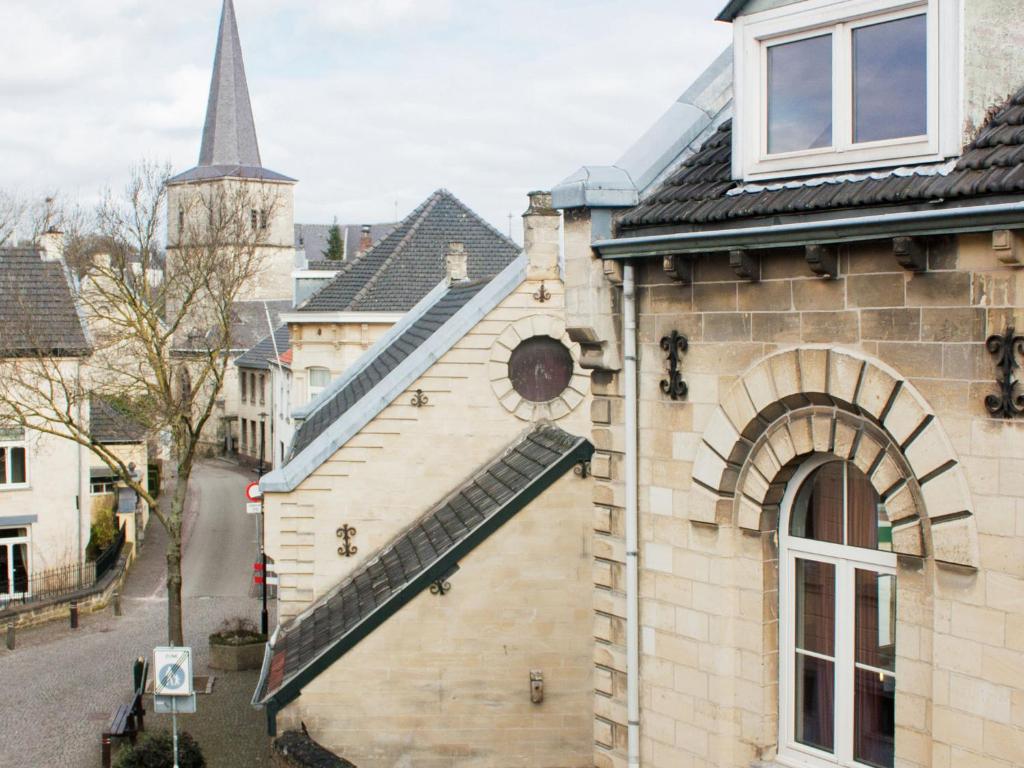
101, 657, 148, 768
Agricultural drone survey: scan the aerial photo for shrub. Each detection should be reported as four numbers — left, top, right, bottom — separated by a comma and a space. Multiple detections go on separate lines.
209, 616, 266, 646
113, 731, 204, 768
86, 514, 119, 560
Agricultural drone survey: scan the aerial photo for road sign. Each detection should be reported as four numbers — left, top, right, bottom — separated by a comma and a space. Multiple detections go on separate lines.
154, 694, 197, 714
245, 482, 262, 501
154, 646, 193, 697
246, 502, 262, 515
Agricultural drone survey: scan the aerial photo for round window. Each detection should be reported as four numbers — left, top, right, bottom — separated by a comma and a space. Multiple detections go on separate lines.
508, 336, 573, 403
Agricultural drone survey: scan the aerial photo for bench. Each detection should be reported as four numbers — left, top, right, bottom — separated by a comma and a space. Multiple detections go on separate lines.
101, 657, 148, 768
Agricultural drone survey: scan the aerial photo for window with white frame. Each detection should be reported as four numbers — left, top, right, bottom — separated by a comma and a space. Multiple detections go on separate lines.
91, 474, 118, 495
0, 427, 28, 488
734, 0, 960, 180
307, 367, 331, 402
779, 456, 896, 768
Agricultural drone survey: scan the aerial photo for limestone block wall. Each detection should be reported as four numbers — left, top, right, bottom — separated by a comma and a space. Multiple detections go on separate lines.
578, 236, 1024, 768
264, 278, 591, 620
275, 470, 595, 768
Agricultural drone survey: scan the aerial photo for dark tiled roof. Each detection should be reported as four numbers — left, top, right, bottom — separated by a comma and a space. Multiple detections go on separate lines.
290, 279, 489, 456
273, 731, 357, 768
255, 424, 593, 706
89, 399, 146, 444
231, 300, 291, 351
0, 248, 89, 357
299, 190, 519, 313
620, 87, 1024, 232
294, 223, 397, 265
236, 325, 291, 370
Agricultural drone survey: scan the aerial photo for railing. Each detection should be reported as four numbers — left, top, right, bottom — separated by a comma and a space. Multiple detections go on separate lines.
0, 523, 126, 611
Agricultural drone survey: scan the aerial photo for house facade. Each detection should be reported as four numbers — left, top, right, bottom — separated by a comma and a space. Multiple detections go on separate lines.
253, 194, 596, 766
554, 2, 1024, 767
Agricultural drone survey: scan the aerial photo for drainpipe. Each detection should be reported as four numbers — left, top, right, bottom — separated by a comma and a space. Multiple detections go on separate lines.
623, 262, 640, 768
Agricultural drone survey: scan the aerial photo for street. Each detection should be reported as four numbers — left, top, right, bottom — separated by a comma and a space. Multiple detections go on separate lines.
0, 460, 272, 767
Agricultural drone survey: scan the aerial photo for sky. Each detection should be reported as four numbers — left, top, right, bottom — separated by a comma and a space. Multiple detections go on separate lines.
0, 0, 732, 243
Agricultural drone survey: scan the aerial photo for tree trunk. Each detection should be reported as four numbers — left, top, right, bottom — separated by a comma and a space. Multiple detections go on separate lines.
165, 470, 190, 646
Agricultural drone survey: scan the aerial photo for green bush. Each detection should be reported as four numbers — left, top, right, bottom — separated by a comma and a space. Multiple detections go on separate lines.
86, 515, 119, 560
113, 731, 205, 768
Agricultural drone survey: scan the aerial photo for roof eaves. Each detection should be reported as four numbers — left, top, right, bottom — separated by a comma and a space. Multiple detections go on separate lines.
715, 0, 747, 22
262, 256, 527, 493
255, 429, 594, 712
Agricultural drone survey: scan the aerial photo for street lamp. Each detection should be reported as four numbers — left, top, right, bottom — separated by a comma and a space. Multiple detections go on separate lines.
258, 411, 268, 636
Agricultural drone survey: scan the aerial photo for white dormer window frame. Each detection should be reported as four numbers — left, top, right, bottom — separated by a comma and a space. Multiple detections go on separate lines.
733, 0, 961, 181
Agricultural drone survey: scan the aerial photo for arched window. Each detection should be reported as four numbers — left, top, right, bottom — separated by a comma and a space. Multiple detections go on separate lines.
780, 455, 896, 768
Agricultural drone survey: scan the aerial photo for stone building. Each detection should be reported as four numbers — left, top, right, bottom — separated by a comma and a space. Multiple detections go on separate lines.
553, 1, 1024, 767
253, 195, 595, 766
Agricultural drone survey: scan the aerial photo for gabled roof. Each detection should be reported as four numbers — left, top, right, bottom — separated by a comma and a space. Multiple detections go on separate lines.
253, 424, 594, 711
298, 190, 520, 313
294, 223, 398, 265
169, 1, 293, 185
262, 256, 526, 493
231, 300, 291, 352
0, 247, 89, 358
89, 399, 146, 445
619, 86, 1024, 234
236, 325, 291, 371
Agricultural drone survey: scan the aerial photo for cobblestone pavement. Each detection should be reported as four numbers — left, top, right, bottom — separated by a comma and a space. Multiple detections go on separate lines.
0, 460, 274, 768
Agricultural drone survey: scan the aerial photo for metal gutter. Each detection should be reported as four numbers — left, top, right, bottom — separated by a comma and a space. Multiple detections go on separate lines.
254, 437, 595, 727
595, 201, 1024, 259
623, 264, 640, 768
279, 311, 405, 324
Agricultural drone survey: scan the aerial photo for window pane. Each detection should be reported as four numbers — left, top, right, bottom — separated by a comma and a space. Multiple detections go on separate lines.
853, 15, 927, 143
9, 447, 25, 484
12, 543, 27, 593
790, 462, 844, 544
0, 448, 6, 485
854, 668, 895, 767
308, 368, 330, 388
856, 570, 896, 672
768, 34, 833, 153
847, 464, 887, 550
795, 653, 835, 753
796, 558, 835, 656
0, 546, 8, 595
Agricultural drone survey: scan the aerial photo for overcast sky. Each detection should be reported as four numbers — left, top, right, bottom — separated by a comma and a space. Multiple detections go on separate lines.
1, 0, 731, 242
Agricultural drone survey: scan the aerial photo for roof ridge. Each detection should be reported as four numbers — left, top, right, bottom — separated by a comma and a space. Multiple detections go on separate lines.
344, 192, 445, 311
433, 188, 520, 250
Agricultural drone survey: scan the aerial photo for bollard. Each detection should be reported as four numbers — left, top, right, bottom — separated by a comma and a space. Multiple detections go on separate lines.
5, 623, 14, 651
113, 590, 122, 617
70, 600, 79, 629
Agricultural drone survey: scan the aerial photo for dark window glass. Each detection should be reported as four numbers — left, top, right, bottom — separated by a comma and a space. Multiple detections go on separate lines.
796, 558, 836, 657
853, 15, 927, 143
768, 34, 833, 153
0, 448, 6, 485
790, 461, 844, 544
0, 546, 8, 595
856, 570, 896, 673
9, 447, 25, 484
12, 544, 27, 594
795, 654, 835, 753
508, 336, 573, 403
848, 466, 890, 551
855, 667, 895, 767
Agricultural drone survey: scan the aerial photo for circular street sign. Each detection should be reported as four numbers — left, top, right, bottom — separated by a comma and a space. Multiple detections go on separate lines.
245, 482, 262, 502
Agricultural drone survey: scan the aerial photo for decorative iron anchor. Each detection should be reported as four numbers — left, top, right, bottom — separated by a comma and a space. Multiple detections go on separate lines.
429, 579, 452, 596
985, 326, 1024, 418
533, 282, 551, 303
410, 389, 429, 408
336, 524, 358, 557
659, 331, 689, 400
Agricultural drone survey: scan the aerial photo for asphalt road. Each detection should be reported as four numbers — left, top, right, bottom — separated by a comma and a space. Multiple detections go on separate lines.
0, 459, 272, 768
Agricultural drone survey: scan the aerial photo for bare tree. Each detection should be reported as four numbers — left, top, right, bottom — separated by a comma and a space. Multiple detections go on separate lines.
0, 161, 282, 645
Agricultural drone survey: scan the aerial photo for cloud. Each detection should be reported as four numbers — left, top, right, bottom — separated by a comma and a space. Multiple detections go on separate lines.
0, 0, 732, 240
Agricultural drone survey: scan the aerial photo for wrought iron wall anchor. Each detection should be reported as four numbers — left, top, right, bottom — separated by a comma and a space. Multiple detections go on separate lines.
574, 460, 592, 479
430, 579, 451, 596
533, 282, 551, 303
985, 326, 1024, 418
336, 524, 358, 557
410, 389, 429, 407
659, 331, 689, 400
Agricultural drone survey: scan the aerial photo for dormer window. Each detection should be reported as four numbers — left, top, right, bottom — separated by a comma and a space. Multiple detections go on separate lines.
734, 0, 960, 180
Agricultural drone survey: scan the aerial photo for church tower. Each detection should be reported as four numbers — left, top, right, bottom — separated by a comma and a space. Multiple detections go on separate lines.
167, 0, 296, 301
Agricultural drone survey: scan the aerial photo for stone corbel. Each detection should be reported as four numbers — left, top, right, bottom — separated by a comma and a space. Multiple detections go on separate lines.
663, 254, 693, 285
893, 236, 927, 272
805, 244, 839, 278
729, 249, 759, 281
992, 229, 1021, 265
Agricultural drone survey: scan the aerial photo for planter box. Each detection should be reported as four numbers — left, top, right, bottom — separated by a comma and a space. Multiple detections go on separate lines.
209, 639, 266, 671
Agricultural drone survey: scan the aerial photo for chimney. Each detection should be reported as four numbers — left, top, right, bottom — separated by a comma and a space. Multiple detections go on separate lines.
445, 242, 468, 283
39, 229, 65, 262
522, 191, 560, 281
358, 225, 373, 256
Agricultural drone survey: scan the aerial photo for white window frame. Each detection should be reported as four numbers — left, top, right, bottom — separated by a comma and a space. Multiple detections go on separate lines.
733, 0, 961, 180
307, 367, 331, 402
90, 476, 119, 496
778, 454, 898, 768
0, 436, 29, 490
0, 528, 31, 600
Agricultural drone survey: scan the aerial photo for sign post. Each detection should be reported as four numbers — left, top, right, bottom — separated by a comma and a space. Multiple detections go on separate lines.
154, 646, 194, 768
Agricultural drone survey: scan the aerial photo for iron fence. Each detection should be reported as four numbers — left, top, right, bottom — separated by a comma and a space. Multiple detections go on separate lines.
0, 523, 126, 611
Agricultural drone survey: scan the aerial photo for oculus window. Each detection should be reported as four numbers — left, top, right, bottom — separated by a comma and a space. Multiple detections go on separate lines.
508, 336, 573, 403
735, 0, 959, 179
781, 457, 896, 768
